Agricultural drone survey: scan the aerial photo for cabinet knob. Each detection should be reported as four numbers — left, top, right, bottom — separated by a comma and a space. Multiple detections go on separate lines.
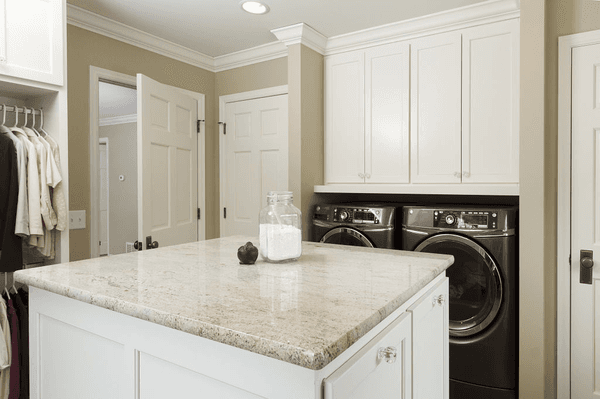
432, 295, 445, 307
463, 171, 471, 178
358, 173, 365, 179
365, 173, 371, 179
377, 346, 397, 364
454, 172, 461, 178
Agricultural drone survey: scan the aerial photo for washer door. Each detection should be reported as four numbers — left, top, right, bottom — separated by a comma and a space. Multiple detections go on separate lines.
320, 227, 374, 247
415, 234, 502, 337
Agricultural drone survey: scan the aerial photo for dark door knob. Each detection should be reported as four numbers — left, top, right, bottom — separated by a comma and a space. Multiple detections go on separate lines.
146, 236, 159, 250
581, 249, 594, 284
133, 240, 142, 251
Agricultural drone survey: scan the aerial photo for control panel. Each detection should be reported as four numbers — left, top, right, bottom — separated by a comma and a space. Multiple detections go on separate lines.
333, 207, 381, 224
433, 210, 498, 230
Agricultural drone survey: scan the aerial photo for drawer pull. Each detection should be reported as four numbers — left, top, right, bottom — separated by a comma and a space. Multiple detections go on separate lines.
432, 294, 445, 306
377, 346, 397, 364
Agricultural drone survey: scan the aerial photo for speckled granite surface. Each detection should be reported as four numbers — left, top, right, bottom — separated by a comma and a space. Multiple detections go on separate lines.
15, 236, 453, 370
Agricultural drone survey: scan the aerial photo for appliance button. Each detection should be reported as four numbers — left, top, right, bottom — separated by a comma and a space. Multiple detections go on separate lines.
340, 210, 349, 221
445, 214, 456, 225
492, 213, 497, 217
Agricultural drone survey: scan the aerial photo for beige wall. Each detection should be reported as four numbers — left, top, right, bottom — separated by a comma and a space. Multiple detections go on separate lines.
215, 57, 288, 237
67, 25, 216, 261
99, 122, 137, 255
287, 44, 324, 239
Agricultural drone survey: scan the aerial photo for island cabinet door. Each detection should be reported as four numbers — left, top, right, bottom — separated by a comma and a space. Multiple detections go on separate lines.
408, 277, 449, 399
323, 312, 412, 398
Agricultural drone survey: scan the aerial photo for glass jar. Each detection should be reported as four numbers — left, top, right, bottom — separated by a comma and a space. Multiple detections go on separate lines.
259, 191, 302, 262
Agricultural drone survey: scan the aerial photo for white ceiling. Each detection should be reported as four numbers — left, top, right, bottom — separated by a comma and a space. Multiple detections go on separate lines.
99, 82, 137, 119
67, 0, 487, 58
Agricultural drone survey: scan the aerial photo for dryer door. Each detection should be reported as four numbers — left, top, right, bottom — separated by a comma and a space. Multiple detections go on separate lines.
320, 227, 375, 247
415, 234, 502, 338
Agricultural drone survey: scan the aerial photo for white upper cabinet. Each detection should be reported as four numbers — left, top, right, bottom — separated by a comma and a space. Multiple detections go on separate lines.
325, 51, 365, 184
0, 0, 64, 86
325, 42, 409, 184
462, 19, 519, 183
365, 42, 410, 184
410, 32, 462, 184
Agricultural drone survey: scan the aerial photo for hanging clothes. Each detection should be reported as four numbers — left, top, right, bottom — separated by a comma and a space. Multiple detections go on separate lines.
0, 127, 27, 238
6, 297, 18, 399
13, 290, 27, 399
0, 134, 22, 273
0, 295, 10, 399
43, 134, 66, 232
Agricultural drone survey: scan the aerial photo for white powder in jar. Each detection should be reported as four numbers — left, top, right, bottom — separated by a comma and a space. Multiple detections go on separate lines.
259, 224, 302, 261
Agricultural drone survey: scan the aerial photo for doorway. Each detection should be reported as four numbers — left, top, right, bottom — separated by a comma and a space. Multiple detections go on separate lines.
219, 86, 288, 237
89, 66, 206, 258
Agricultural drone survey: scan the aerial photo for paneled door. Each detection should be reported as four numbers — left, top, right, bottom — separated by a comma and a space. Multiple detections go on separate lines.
137, 74, 198, 249
571, 42, 600, 398
222, 95, 288, 237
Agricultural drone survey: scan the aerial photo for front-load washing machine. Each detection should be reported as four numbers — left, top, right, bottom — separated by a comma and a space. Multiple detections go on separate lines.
311, 204, 396, 248
402, 206, 518, 399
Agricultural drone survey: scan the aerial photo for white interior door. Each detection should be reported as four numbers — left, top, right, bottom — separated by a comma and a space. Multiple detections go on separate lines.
571, 42, 600, 399
222, 95, 288, 237
99, 140, 109, 256
137, 74, 198, 249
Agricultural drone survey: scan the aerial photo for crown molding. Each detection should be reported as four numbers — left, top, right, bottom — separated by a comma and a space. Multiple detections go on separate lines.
68, 0, 519, 73
325, 0, 520, 55
67, 4, 215, 72
99, 114, 137, 126
214, 41, 288, 72
270, 23, 327, 54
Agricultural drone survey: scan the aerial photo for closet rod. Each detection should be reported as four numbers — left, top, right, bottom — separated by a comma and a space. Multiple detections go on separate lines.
0, 104, 41, 116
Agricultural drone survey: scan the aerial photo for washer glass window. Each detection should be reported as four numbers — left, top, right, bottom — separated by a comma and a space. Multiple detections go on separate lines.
320, 227, 374, 247
416, 234, 502, 337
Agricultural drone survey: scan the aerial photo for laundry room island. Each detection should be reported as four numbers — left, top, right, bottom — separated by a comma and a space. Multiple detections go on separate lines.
15, 236, 453, 399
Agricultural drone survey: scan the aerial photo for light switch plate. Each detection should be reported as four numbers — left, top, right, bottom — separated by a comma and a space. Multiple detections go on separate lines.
69, 210, 86, 230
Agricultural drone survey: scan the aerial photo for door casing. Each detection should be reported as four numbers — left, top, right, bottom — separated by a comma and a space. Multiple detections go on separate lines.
557, 28, 600, 399
89, 66, 206, 258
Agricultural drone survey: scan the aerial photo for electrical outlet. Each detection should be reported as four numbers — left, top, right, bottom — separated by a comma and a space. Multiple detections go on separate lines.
69, 210, 86, 229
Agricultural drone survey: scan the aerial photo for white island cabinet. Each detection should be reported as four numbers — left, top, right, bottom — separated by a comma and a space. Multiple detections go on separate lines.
15, 237, 452, 399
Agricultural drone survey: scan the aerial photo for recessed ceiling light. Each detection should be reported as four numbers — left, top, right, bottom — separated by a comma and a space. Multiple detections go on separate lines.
240, 1, 270, 15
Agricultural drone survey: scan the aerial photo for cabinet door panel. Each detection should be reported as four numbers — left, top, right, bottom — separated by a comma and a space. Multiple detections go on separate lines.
325, 51, 365, 184
462, 19, 519, 183
411, 32, 462, 183
409, 277, 449, 399
1, 0, 64, 85
365, 42, 410, 184
323, 312, 411, 398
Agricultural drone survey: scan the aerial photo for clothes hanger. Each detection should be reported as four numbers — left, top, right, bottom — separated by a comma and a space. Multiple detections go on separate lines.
9, 273, 17, 295
3, 274, 10, 300
30, 107, 42, 136
39, 108, 50, 137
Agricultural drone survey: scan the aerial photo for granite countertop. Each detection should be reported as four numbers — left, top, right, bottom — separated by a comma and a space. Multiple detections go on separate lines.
14, 236, 453, 370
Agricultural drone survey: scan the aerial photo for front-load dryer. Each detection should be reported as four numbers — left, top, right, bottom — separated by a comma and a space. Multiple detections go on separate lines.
311, 204, 396, 248
402, 206, 518, 399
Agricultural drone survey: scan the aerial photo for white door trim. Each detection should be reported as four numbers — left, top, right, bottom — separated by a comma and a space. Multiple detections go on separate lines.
557, 28, 600, 399
98, 138, 109, 255
218, 85, 288, 237
90, 67, 207, 257
89, 66, 136, 259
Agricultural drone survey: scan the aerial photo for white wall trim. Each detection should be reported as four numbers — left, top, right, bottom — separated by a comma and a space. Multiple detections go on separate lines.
557, 28, 600, 399
325, 0, 520, 55
89, 67, 137, 259
99, 114, 137, 126
219, 85, 288, 237
271, 23, 328, 54
68, 4, 215, 71
69, 1, 519, 73
98, 137, 109, 255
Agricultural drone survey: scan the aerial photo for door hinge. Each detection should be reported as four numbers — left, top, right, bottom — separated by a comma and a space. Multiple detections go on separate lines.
197, 120, 204, 133
219, 121, 226, 135
197, 208, 201, 220
569, 254, 571, 266
224, 207, 227, 219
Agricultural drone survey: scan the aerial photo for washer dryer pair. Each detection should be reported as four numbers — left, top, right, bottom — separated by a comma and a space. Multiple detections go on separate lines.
402, 206, 518, 399
311, 204, 397, 249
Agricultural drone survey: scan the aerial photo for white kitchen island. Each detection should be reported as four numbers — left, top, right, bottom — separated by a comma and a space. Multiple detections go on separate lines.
14, 236, 453, 399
